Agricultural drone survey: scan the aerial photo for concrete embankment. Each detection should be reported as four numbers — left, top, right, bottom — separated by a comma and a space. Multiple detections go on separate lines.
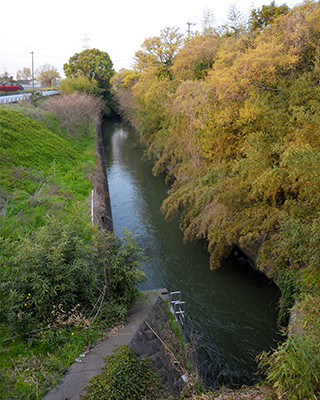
42, 289, 188, 400
91, 123, 113, 231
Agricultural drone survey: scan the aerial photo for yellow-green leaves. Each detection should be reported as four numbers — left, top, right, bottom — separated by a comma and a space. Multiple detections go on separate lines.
113, 1, 320, 279
134, 27, 183, 73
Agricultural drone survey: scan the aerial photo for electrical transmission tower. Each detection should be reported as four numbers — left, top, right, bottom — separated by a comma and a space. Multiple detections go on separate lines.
82, 34, 91, 49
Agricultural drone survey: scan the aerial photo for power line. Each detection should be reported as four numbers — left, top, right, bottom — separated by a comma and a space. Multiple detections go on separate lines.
0, 51, 68, 60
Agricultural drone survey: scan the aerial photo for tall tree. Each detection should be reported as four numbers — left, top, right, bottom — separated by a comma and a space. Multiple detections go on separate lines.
218, 4, 246, 37
202, 7, 216, 36
249, 1, 290, 32
64, 48, 114, 89
36, 64, 60, 87
63, 48, 115, 114
16, 67, 31, 81
134, 27, 184, 74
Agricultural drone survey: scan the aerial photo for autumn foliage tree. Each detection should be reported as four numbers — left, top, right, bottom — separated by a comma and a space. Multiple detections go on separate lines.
112, 2, 320, 396
249, 1, 290, 32
134, 27, 184, 75
36, 64, 60, 87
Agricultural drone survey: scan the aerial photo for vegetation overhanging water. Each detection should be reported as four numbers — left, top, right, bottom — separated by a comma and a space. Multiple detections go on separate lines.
102, 119, 281, 389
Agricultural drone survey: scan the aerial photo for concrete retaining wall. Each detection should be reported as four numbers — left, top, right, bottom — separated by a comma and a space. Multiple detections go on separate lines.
130, 296, 187, 395
92, 123, 113, 231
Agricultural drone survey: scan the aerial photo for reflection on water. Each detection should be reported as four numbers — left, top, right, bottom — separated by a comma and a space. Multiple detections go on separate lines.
102, 120, 281, 388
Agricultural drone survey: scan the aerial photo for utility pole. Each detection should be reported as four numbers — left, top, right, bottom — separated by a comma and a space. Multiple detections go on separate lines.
31, 51, 34, 92
186, 22, 196, 38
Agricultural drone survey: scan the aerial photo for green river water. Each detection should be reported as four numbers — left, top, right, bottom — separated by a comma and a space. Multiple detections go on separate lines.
102, 119, 281, 389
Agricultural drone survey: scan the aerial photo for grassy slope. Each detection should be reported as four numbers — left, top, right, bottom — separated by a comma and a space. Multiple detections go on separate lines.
0, 108, 94, 239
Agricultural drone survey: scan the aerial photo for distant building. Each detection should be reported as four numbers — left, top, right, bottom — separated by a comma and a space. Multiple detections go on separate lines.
16, 80, 32, 88
16, 80, 41, 90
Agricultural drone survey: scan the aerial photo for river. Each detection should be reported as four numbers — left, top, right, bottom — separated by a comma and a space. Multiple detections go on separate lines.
102, 119, 281, 389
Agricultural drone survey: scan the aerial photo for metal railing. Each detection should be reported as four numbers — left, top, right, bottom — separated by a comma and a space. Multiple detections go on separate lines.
170, 291, 186, 326
0, 89, 60, 104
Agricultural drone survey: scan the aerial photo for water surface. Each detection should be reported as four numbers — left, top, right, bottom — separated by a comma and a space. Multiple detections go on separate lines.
102, 120, 281, 388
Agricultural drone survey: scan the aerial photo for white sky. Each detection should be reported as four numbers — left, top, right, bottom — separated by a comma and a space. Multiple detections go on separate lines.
1, 0, 301, 79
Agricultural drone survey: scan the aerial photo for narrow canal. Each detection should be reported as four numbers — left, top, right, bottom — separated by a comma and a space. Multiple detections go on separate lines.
102, 119, 281, 389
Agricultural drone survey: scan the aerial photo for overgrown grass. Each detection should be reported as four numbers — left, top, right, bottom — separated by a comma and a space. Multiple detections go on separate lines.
0, 106, 95, 241
0, 323, 102, 399
258, 295, 320, 399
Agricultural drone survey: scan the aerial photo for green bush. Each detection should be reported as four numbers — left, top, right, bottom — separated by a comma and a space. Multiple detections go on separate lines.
259, 296, 320, 399
83, 346, 165, 400
259, 333, 320, 399
0, 218, 145, 336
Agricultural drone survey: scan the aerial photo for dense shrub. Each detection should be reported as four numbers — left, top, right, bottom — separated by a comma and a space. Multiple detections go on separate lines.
60, 74, 103, 96
43, 93, 103, 136
0, 85, 21, 92
259, 333, 320, 399
0, 218, 144, 335
259, 296, 320, 399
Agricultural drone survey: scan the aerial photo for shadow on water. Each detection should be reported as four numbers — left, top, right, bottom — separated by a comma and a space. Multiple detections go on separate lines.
102, 119, 282, 389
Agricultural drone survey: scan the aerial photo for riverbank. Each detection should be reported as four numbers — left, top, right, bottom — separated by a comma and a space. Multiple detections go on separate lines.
43, 289, 195, 399
0, 100, 146, 399
91, 122, 113, 231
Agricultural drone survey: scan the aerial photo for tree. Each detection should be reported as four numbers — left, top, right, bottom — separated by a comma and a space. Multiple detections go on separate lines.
202, 7, 216, 36
0, 71, 14, 84
63, 48, 115, 114
63, 48, 114, 89
36, 64, 60, 87
218, 4, 246, 37
249, 1, 290, 32
16, 67, 31, 81
111, 69, 140, 123
134, 27, 184, 73
171, 35, 219, 81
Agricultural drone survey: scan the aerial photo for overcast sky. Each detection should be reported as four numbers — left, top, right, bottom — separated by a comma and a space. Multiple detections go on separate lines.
1, 0, 300, 79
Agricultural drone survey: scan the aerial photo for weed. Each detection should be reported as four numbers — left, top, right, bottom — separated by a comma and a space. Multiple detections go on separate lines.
82, 345, 167, 400
258, 295, 320, 399
43, 93, 103, 137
